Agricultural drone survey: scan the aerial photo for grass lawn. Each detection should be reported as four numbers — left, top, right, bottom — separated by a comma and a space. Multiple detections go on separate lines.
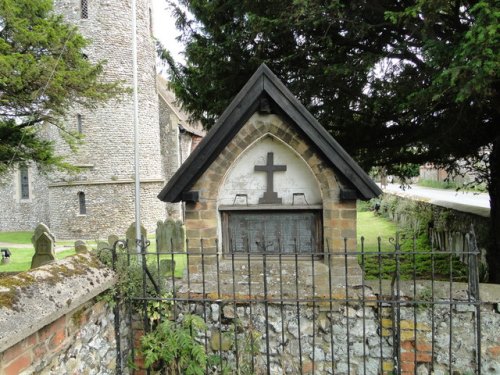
356, 209, 467, 281
1, 212, 467, 281
357, 211, 399, 252
0, 248, 35, 273
0, 231, 80, 273
0, 231, 32, 244
417, 178, 486, 192
0, 247, 77, 273
140, 251, 187, 279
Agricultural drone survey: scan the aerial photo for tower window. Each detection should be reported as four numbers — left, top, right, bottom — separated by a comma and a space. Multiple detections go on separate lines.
81, 0, 88, 19
77, 114, 83, 134
149, 8, 153, 36
78, 192, 87, 215
20, 166, 29, 200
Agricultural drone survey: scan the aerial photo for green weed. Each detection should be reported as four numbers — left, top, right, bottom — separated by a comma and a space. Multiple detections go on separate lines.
141, 314, 208, 374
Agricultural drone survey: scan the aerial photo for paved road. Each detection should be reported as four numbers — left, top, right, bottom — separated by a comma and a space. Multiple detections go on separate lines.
382, 184, 490, 217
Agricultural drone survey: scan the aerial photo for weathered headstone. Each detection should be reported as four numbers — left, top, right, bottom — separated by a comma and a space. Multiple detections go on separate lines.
31, 223, 56, 269
96, 241, 109, 251
156, 219, 173, 252
126, 222, 147, 252
156, 219, 186, 252
74, 240, 88, 254
159, 259, 176, 274
173, 220, 186, 252
108, 234, 119, 247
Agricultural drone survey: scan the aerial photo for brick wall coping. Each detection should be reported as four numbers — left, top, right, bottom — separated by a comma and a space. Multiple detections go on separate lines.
0, 253, 116, 353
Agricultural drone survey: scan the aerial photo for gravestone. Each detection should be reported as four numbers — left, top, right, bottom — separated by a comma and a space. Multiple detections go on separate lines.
108, 234, 119, 247
159, 259, 176, 275
156, 219, 186, 252
31, 223, 56, 269
126, 222, 147, 252
74, 240, 88, 254
96, 241, 109, 251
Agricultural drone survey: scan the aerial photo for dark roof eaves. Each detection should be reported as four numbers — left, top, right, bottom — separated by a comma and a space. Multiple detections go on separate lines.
158, 71, 266, 202
158, 63, 381, 202
261, 68, 381, 199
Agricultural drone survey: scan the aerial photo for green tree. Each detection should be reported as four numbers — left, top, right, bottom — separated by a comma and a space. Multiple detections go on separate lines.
163, 0, 500, 281
0, 0, 122, 174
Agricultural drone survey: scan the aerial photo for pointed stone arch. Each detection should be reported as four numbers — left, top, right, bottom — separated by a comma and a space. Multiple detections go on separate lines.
218, 133, 322, 207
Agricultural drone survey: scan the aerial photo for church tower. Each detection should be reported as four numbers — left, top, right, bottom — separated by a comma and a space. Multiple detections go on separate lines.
47, 0, 166, 238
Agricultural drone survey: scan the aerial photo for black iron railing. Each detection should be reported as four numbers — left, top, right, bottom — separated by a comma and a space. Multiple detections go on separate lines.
101, 230, 484, 375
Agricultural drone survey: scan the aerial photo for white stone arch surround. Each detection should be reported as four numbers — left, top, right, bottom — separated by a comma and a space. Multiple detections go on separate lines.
218, 134, 322, 207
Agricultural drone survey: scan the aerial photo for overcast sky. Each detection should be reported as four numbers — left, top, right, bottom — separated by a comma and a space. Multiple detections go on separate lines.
152, 0, 185, 64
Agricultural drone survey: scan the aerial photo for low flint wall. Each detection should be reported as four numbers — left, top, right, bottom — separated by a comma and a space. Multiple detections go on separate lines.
0, 254, 127, 375
130, 282, 500, 375
379, 193, 491, 279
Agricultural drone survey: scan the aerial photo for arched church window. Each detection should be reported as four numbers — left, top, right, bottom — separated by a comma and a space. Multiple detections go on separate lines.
149, 8, 153, 36
81, 0, 88, 19
78, 192, 86, 215
19, 166, 29, 200
77, 114, 83, 134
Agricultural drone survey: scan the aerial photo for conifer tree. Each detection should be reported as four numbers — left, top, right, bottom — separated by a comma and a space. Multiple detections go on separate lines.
0, 0, 122, 173
164, 0, 500, 281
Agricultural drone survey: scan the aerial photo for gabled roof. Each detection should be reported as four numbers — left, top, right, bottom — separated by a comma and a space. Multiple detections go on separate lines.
157, 75, 205, 137
158, 64, 381, 202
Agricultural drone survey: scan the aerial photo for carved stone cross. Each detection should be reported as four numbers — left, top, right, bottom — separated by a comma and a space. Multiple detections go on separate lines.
254, 152, 287, 204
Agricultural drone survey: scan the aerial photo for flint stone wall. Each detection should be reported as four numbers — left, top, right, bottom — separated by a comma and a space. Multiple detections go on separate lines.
147, 281, 500, 375
47, 181, 164, 239
0, 165, 50, 232
380, 193, 491, 278
0, 254, 130, 375
46, 0, 166, 239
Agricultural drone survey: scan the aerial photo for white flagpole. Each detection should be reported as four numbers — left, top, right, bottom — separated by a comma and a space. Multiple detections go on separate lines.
131, 0, 141, 255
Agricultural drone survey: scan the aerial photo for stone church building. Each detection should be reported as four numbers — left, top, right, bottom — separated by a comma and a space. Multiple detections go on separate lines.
0, 0, 202, 239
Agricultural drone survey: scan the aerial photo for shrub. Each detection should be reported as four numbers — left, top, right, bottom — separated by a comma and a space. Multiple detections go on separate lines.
141, 314, 209, 375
